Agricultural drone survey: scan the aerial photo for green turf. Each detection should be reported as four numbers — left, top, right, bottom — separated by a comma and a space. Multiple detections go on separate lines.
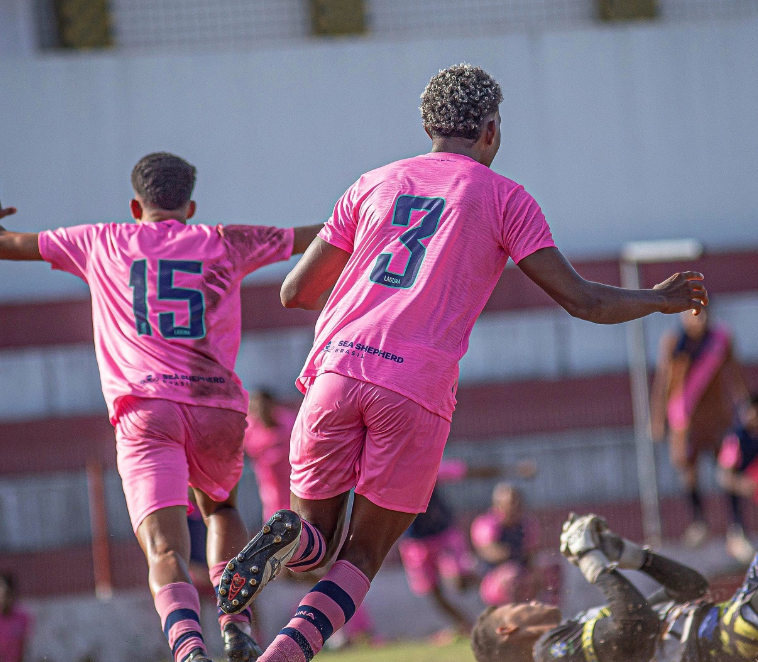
318, 639, 475, 662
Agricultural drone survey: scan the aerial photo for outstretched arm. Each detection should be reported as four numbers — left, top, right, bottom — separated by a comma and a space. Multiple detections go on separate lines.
0, 205, 42, 261
517, 247, 708, 324
291, 223, 325, 255
281, 237, 350, 310
597, 527, 708, 603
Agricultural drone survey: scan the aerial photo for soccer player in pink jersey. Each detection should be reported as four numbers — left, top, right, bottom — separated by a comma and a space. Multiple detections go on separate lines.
0, 152, 321, 662
216, 64, 709, 661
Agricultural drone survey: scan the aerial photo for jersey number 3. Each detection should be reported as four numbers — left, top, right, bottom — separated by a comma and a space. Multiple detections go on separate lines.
129, 259, 206, 339
369, 195, 445, 289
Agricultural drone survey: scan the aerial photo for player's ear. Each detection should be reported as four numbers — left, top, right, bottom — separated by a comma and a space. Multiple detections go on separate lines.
484, 117, 498, 146
186, 200, 196, 220
496, 624, 519, 640
130, 198, 143, 221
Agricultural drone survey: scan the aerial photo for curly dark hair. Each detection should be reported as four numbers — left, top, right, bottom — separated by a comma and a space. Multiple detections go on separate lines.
131, 152, 197, 211
420, 64, 503, 141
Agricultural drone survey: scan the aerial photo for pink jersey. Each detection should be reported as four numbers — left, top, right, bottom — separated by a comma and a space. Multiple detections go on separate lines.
39, 221, 294, 422
297, 153, 554, 420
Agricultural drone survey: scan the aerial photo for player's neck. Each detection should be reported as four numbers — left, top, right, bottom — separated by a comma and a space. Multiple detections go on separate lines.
138, 212, 187, 224
429, 140, 489, 167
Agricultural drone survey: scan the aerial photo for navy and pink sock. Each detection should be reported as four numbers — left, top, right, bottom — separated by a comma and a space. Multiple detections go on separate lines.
286, 519, 327, 572
258, 560, 371, 661
154, 582, 206, 662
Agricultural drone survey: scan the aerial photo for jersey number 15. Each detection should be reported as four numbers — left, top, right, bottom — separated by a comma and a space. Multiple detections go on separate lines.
129, 259, 206, 339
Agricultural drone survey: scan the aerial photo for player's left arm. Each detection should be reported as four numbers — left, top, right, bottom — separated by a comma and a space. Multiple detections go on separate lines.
0, 205, 42, 261
517, 246, 708, 324
281, 237, 350, 310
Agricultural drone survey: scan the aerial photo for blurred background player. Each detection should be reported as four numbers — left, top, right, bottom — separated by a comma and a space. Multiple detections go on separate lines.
244, 389, 297, 522
218, 62, 709, 662
399, 458, 537, 642
0, 572, 32, 662
471, 513, 758, 662
651, 310, 748, 547
471, 483, 543, 609
717, 393, 758, 564
0, 154, 321, 662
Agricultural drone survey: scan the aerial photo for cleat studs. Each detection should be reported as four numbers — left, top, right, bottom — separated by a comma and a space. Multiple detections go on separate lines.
219, 588, 227, 596
262, 525, 271, 534
285, 523, 293, 530
273, 513, 282, 520
249, 579, 258, 586
251, 565, 259, 573
221, 573, 230, 583
227, 562, 235, 570
236, 553, 244, 562
241, 590, 249, 597
232, 599, 239, 607
274, 536, 282, 543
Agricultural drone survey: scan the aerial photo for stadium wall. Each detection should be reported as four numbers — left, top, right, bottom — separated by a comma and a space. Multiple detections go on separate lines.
1, 18, 757, 302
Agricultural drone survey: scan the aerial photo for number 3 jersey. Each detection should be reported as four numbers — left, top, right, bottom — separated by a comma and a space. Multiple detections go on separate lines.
297, 152, 555, 421
38, 221, 294, 422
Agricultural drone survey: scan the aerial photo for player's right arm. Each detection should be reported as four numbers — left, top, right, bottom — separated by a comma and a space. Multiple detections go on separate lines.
281, 237, 350, 310
0, 204, 42, 261
517, 246, 708, 324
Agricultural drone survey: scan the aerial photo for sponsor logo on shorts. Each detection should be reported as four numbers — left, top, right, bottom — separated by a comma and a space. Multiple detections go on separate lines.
138, 373, 226, 386
228, 573, 245, 601
323, 339, 404, 364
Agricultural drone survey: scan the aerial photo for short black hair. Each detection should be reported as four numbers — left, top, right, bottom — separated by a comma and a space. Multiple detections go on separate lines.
420, 63, 503, 141
131, 152, 197, 211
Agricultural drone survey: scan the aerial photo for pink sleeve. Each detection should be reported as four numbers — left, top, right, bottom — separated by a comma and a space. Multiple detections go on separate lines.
222, 225, 295, 277
437, 458, 468, 483
471, 513, 500, 548
38, 224, 100, 282
318, 181, 360, 254
502, 187, 555, 264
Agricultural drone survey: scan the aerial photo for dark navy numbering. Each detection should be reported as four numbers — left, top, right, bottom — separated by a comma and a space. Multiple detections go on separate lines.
369, 195, 445, 289
128, 259, 206, 339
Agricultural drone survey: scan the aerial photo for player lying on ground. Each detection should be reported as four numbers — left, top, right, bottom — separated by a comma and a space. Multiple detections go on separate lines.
215, 63, 709, 662
0, 154, 321, 662
471, 513, 758, 662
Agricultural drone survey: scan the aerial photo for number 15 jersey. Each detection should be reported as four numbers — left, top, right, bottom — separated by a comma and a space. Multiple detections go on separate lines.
297, 152, 554, 421
39, 220, 294, 422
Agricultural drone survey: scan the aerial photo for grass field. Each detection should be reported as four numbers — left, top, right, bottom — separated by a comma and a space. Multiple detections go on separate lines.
318, 640, 476, 662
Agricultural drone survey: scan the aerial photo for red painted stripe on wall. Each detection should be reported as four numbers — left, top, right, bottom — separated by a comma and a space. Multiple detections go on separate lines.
1, 249, 756, 349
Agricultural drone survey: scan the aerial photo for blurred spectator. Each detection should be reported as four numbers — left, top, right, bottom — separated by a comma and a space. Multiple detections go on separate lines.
398, 458, 481, 638
243, 389, 297, 521
471, 483, 541, 607
0, 572, 32, 662
718, 394, 758, 564
650, 310, 747, 546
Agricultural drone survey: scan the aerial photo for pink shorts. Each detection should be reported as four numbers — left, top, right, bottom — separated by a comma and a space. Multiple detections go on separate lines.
290, 373, 450, 513
399, 527, 476, 595
115, 396, 247, 532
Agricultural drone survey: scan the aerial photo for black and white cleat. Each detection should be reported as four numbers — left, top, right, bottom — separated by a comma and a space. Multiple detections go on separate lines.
218, 509, 302, 615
